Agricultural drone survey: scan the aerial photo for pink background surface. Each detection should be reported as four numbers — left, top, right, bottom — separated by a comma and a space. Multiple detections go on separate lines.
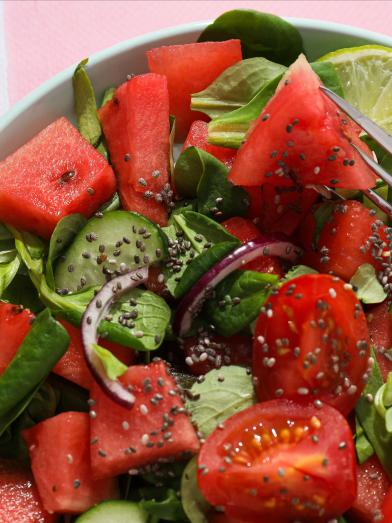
4, 0, 392, 107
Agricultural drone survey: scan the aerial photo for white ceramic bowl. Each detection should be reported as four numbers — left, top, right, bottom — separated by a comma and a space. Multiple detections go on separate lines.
1, 18, 392, 160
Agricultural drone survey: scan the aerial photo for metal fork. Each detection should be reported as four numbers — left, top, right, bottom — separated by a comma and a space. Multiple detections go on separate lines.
319, 85, 392, 219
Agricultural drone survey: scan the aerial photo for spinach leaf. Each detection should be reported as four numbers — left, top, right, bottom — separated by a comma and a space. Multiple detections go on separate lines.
0, 250, 20, 297
48, 374, 89, 413
73, 59, 102, 147
140, 488, 186, 521
99, 192, 121, 213
101, 86, 115, 106
350, 264, 387, 304
174, 241, 238, 299
0, 223, 12, 241
355, 416, 375, 464
174, 147, 249, 218
10, 226, 46, 281
312, 201, 334, 250
198, 9, 304, 65
168, 199, 197, 224
186, 366, 256, 436
0, 309, 69, 437
204, 270, 277, 336
181, 457, 210, 523
208, 73, 283, 148
173, 211, 238, 246
93, 344, 128, 380
191, 57, 286, 119
2, 274, 44, 313
355, 350, 392, 479
46, 214, 87, 289
280, 265, 318, 283
311, 61, 344, 97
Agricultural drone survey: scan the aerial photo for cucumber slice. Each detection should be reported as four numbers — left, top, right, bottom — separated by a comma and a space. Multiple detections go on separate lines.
75, 500, 149, 523
54, 211, 167, 293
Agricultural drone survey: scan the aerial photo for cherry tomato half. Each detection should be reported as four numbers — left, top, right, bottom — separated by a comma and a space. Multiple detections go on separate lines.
253, 274, 370, 416
197, 399, 356, 522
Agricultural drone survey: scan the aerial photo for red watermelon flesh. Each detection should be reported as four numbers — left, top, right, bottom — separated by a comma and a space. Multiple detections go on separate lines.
23, 412, 117, 514
367, 302, 392, 382
228, 55, 376, 191
147, 40, 242, 138
0, 303, 34, 375
89, 360, 200, 480
182, 120, 237, 168
0, 459, 56, 523
53, 320, 135, 389
99, 74, 169, 226
0, 117, 116, 239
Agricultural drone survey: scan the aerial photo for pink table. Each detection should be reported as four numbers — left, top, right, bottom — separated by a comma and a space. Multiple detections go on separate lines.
1, 0, 392, 115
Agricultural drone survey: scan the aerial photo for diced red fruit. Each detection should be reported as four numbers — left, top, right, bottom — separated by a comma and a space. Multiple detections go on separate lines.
382, 486, 392, 521
182, 120, 237, 168
147, 40, 242, 138
367, 302, 392, 381
100, 74, 170, 226
0, 302, 34, 375
259, 184, 318, 237
89, 360, 200, 479
181, 334, 252, 376
244, 186, 263, 221
228, 55, 376, 191
23, 412, 117, 514
0, 117, 116, 239
253, 274, 370, 416
145, 264, 171, 300
222, 217, 284, 277
348, 455, 391, 523
53, 320, 135, 389
0, 459, 56, 523
198, 400, 357, 522
299, 200, 387, 281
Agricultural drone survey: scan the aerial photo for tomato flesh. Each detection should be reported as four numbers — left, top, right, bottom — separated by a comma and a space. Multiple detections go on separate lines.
197, 399, 356, 522
253, 274, 370, 415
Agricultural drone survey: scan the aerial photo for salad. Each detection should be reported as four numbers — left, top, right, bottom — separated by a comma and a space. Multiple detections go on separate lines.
1, 8, 392, 523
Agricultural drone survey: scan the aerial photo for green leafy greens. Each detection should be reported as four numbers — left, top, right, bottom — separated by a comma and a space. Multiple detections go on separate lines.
350, 263, 387, 304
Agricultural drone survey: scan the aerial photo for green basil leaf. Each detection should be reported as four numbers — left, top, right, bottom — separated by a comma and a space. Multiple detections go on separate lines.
174, 241, 239, 299
181, 457, 210, 523
93, 344, 128, 380
140, 488, 186, 521
204, 270, 277, 336
73, 59, 102, 147
0, 252, 20, 297
186, 366, 256, 436
46, 214, 87, 289
0, 309, 69, 437
355, 349, 392, 479
174, 147, 204, 198
198, 9, 304, 65
311, 61, 344, 98
280, 265, 318, 283
191, 57, 286, 119
350, 264, 387, 304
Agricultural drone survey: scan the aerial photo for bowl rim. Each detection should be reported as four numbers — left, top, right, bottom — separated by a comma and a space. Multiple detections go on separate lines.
2, 16, 392, 134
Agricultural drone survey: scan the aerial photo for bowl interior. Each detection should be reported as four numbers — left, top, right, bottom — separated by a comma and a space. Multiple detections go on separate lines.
1, 18, 392, 159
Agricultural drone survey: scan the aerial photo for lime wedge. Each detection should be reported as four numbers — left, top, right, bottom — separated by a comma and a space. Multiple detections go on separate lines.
318, 45, 392, 133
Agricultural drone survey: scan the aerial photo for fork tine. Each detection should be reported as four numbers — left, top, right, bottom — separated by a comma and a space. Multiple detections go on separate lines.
320, 86, 392, 157
363, 188, 392, 219
351, 142, 392, 187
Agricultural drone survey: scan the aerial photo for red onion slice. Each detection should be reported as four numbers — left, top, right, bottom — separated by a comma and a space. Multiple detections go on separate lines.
173, 239, 302, 337
81, 266, 148, 408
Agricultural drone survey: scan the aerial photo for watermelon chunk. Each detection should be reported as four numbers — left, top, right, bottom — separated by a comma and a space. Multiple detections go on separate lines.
53, 320, 135, 389
228, 55, 376, 191
23, 412, 117, 514
147, 40, 242, 137
89, 360, 200, 479
182, 120, 237, 168
0, 117, 116, 239
0, 459, 56, 523
100, 74, 169, 226
0, 303, 34, 375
